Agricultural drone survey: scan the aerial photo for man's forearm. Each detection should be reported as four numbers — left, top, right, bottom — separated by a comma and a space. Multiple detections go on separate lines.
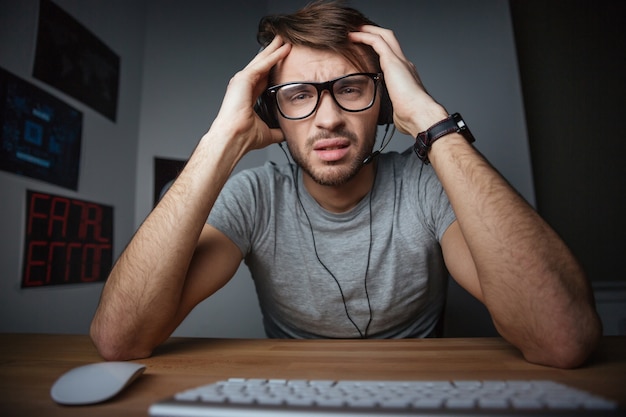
90, 129, 247, 360
430, 134, 601, 368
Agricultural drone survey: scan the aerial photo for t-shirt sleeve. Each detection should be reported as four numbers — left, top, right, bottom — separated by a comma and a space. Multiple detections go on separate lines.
207, 169, 260, 257
405, 154, 456, 242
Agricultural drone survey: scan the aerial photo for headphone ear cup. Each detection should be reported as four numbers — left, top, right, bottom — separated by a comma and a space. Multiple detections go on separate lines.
377, 82, 393, 125
254, 94, 279, 129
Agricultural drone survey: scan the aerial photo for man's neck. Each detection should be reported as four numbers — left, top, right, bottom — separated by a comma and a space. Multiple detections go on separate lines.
302, 163, 376, 213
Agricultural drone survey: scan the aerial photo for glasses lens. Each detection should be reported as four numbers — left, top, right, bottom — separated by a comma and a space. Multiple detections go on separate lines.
332, 74, 376, 111
275, 83, 318, 119
274, 73, 377, 120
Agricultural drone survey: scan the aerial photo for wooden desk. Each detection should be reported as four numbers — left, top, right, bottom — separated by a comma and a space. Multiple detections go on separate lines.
0, 334, 625, 416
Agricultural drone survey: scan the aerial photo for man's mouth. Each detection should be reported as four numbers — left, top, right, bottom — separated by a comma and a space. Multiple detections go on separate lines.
313, 139, 351, 161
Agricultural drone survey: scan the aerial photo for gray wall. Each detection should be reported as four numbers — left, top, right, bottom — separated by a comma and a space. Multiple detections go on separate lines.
1, 0, 530, 337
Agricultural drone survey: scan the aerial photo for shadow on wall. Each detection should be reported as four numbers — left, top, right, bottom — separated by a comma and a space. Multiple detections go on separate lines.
443, 279, 498, 337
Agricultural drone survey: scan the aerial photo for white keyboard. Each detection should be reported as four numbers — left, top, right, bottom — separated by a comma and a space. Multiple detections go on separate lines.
149, 378, 620, 416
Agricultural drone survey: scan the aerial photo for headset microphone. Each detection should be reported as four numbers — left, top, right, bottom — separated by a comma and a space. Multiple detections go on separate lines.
362, 123, 396, 165
362, 151, 380, 165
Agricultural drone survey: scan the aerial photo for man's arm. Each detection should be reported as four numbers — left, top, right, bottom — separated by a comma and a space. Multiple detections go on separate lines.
350, 26, 601, 368
90, 37, 291, 361
435, 142, 601, 369
90, 150, 242, 361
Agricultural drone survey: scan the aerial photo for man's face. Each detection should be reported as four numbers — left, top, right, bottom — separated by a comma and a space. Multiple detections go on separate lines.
273, 46, 380, 187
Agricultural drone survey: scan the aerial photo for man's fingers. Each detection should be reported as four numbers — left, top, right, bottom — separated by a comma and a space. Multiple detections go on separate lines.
247, 36, 289, 71
352, 25, 407, 61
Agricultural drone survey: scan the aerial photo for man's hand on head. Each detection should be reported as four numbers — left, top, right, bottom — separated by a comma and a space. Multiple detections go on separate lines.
212, 35, 292, 152
348, 25, 447, 137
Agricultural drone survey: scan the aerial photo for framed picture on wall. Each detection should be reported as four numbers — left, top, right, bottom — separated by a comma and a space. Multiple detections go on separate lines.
0, 67, 83, 190
22, 190, 113, 287
33, 0, 120, 122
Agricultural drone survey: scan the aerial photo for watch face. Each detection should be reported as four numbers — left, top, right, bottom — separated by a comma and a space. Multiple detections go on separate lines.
452, 113, 475, 144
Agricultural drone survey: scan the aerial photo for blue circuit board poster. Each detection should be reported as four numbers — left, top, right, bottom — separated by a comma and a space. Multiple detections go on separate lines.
0, 67, 83, 190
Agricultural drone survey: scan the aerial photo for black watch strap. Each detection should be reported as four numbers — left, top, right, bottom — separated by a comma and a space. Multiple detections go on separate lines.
413, 113, 475, 164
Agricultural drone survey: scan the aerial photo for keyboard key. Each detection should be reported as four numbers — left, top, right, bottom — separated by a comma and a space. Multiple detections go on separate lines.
411, 397, 444, 409
445, 397, 476, 409
510, 397, 544, 409
478, 397, 509, 409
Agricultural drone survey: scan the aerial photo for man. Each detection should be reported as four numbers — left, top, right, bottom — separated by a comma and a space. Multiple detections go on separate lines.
90, 1, 601, 368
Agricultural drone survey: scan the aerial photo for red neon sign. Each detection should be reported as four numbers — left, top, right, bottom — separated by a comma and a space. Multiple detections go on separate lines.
22, 190, 113, 287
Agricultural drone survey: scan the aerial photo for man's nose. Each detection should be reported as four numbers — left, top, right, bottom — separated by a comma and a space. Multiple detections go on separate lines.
313, 90, 343, 128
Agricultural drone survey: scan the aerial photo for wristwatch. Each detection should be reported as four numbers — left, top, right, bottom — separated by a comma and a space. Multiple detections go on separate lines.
413, 113, 475, 164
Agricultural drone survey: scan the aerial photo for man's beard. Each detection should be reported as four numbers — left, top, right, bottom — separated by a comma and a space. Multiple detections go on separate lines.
286, 127, 377, 187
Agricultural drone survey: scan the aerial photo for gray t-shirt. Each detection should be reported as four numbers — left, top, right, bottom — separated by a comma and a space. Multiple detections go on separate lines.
208, 148, 456, 339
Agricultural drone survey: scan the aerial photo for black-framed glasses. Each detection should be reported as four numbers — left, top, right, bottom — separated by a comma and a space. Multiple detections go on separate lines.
267, 72, 382, 121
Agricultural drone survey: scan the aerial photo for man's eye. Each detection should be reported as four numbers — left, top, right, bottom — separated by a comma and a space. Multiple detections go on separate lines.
290, 92, 314, 102
337, 86, 362, 97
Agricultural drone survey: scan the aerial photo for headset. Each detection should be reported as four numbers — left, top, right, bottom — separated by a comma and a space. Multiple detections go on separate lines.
254, 78, 394, 128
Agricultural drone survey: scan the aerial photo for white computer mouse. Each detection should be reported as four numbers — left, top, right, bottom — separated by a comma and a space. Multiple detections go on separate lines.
50, 361, 146, 405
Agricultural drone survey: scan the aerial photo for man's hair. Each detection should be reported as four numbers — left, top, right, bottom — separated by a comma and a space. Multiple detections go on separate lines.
257, 0, 380, 77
